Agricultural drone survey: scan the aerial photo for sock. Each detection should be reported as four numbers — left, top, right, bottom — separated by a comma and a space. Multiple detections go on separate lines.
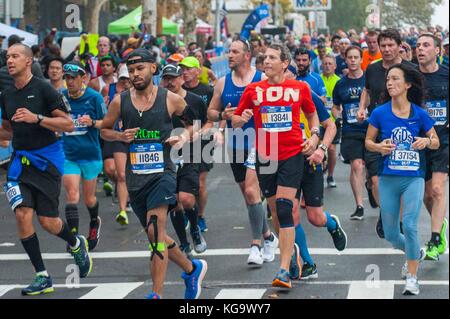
57, 221, 78, 247
65, 204, 79, 234
21, 233, 46, 273
185, 205, 199, 234
264, 233, 274, 241
36, 270, 49, 277
247, 203, 265, 240
431, 232, 441, 246
169, 209, 189, 246
87, 201, 99, 225
251, 243, 261, 249
295, 224, 315, 266
187, 260, 197, 275
325, 212, 337, 232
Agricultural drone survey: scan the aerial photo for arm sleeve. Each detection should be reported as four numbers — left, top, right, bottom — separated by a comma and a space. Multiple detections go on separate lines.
234, 86, 254, 116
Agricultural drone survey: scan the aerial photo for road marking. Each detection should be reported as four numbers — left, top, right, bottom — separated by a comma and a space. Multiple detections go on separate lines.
347, 281, 395, 299
0, 243, 15, 247
79, 282, 143, 299
1, 248, 448, 261
0, 285, 17, 297
215, 289, 267, 299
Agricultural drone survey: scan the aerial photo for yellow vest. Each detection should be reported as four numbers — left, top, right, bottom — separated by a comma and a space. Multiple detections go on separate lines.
198, 66, 210, 85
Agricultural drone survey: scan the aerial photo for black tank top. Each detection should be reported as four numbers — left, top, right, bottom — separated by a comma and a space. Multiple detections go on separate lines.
120, 87, 175, 192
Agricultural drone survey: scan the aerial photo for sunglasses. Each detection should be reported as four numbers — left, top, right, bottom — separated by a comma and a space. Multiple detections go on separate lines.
63, 64, 86, 75
237, 38, 251, 51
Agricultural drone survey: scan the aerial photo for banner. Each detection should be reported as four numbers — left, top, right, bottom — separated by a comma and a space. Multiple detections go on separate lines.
240, 4, 271, 40
220, 2, 229, 39
294, 0, 332, 11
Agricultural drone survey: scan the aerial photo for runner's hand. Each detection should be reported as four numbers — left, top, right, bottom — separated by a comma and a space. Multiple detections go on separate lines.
241, 109, 253, 123
378, 139, 396, 156
78, 115, 93, 126
357, 108, 366, 122
222, 104, 236, 121
302, 135, 319, 156
11, 108, 38, 124
307, 148, 325, 165
121, 128, 140, 143
213, 131, 224, 146
412, 136, 430, 150
166, 135, 188, 150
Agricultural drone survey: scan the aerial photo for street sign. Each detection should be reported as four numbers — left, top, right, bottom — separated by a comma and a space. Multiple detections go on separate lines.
293, 0, 332, 11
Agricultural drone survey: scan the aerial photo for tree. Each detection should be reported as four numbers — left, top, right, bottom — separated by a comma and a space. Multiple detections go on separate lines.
382, 0, 444, 29
327, 0, 371, 33
180, 0, 197, 43
85, 0, 110, 34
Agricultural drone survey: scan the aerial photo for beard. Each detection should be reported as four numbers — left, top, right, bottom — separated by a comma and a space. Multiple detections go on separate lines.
133, 76, 153, 91
297, 64, 309, 77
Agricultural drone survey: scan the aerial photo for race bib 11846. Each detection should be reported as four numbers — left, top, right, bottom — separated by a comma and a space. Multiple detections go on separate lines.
130, 143, 164, 175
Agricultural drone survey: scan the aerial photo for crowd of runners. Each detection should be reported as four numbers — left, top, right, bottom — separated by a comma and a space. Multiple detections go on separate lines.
0, 24, 448, 299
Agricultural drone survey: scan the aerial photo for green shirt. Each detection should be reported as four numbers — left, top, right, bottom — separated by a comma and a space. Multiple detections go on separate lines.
321, 74, 341, 118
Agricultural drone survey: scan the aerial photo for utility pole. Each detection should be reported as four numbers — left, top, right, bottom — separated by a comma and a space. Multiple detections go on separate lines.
5, 0, 11, 25
215, 0, 221, 45
142, 0, 157, 35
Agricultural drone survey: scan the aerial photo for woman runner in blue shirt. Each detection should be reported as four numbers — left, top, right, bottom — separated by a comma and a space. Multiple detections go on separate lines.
365, 63, 439, 296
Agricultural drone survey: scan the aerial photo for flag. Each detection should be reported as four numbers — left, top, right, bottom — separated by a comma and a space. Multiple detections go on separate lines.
240, 4, 271, 40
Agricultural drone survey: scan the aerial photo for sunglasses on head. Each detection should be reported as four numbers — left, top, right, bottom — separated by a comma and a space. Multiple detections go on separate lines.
63, 64, 86, 75
237, 38, 251, 51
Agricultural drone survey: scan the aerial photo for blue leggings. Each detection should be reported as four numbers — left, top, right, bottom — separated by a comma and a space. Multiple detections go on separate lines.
379, 176, 424, 260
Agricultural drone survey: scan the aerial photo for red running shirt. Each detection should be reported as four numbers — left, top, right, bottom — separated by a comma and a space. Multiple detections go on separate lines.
235, 79, 316, 161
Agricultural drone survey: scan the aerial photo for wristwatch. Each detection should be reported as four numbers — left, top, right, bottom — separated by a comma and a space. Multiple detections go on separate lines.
91, 119, 97, 128
319, 143, 328, 153
36, 114, 44, 125
217, 111, 223, 121
310, 127, 320, 138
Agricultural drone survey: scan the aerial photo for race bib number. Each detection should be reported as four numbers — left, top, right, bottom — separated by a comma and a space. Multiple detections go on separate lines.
66, 116, 88, 136
325, 97, 333, 112
344, 103, 360, 124
426, 100, 447, 126
244, 147, 256, 170
388, 147, 420, 171
130, 143, 164, 175
3, 182, 23, 211
260, 106, 292, 132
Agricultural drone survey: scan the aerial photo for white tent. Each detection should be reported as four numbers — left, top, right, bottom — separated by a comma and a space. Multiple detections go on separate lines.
0, 23, 39, 50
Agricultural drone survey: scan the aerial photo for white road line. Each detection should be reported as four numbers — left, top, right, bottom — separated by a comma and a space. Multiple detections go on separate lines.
215, 289, 267, 299
79, 282, 144, 299
0, 285, 17, 297
347, 281, 395, 299
1, 248, 448, 261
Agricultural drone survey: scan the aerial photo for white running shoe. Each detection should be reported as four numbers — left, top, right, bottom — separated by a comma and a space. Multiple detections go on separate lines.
262, 233, 279, 262
247, 245, 264, 265
402, 274, 420, 296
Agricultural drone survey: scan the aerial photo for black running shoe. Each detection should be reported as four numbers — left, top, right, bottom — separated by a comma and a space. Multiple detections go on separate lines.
376, 214, 385, 239
87, 217, 101, 251
329, 215, 347, 251
365, 181, 379, 208
350, 206, 364, 220
301, 263, 318, 280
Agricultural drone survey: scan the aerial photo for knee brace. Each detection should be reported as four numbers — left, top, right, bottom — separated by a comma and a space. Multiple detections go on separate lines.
146, 215, 165, 261
276, 198, 294, 228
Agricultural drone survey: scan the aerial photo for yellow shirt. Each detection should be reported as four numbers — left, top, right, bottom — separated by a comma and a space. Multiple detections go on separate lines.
198, 66, 210, 86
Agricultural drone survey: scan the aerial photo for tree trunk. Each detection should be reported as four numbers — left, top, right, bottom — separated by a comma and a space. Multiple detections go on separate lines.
180, 0, 196, 44
86, 0, 109, 34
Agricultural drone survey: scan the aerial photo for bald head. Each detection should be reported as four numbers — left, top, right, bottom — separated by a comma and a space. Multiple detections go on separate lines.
98, 37, 111, 57
6, 44, 33, 77
10, 43, 33, 58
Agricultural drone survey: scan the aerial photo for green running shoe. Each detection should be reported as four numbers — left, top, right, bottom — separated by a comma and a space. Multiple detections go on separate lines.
21, 275, 54, 296
425, 241, 440, 261
116, 210, 129, 226
103, 182, 113, 197
437, 218, 448, 255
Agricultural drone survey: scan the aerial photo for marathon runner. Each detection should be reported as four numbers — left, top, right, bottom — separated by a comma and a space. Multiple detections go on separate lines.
160, 63, 207, 255
358, 28, 416, 232
179, 56, 215, 232
292, 90, 347, 280
416, 34, 449, 261
207, 39, 278, 266
233, 44, 320, 288
0, 44, 92, 296
61, 61, 106, 251
332, 46, 368, 220
100, 48, 207, 299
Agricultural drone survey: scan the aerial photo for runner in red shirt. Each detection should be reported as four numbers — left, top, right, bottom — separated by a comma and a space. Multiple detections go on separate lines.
233, 44, 320, 289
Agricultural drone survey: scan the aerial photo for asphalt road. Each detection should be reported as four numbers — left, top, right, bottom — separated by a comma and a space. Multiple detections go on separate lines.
0, 145, 448, 300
